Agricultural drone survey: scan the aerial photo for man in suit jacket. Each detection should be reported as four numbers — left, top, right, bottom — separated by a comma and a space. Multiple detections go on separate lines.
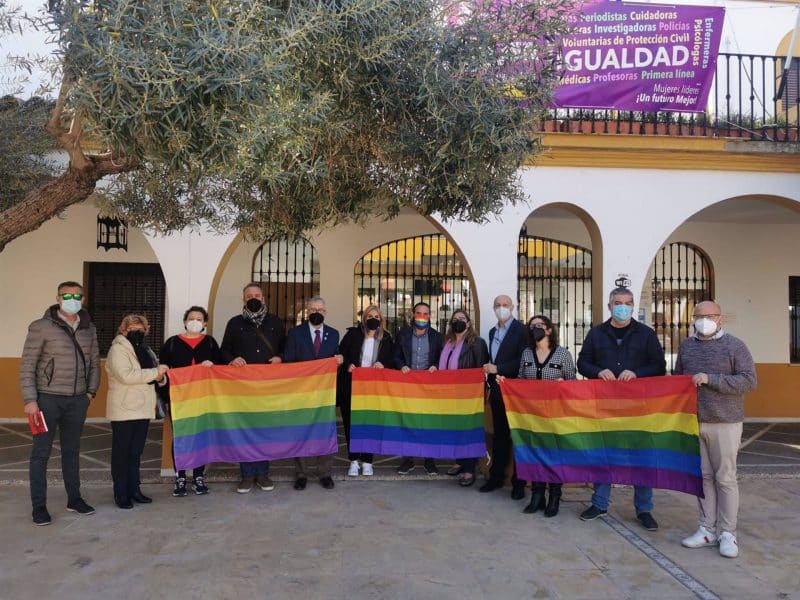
283, 296, 343, 490
480, 294, 528, 499
392, 301, 444, 475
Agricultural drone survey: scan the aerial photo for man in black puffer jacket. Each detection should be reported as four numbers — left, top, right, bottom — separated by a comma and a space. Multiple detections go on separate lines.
20, 281, 100, 526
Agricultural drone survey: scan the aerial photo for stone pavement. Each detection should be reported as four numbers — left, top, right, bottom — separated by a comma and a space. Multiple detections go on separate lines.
1, 421, 799, 599
1, 478, 799, 599
2, 421, 798, 485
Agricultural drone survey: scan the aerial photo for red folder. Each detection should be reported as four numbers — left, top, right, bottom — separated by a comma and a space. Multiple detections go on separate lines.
28, 411, 48, 435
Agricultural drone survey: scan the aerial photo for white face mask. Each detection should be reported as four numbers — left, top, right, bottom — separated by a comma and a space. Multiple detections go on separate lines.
186, 319, 205, 333
694, 318, 717, 337
494, 306, 512, 322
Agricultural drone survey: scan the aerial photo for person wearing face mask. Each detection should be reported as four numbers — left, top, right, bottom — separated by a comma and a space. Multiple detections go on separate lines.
20, 281, 101, 525
577, 286, 666, 531
439, 310, 489, 487
517, 316, 576, 517
221, 283, 286, 494
283, 297, 343, 490
106, 314, 169, 509
393, 301, 444, 475
158, 306, 224, 497
337, 305, 395, 477
674, 301, 756, 559
481, 295, 528, 499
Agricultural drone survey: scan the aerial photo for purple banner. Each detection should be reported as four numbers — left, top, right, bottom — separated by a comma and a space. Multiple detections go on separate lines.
553, 1, 725, 112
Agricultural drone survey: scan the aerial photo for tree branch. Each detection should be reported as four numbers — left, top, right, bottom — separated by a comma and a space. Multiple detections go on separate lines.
45, 78, 91, 170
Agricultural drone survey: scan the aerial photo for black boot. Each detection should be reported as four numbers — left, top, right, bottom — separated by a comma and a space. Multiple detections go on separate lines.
523, 483, 546, 514
544, 484, 562, 518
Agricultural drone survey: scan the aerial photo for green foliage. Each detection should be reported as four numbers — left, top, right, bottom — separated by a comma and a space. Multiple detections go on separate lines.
52, 0, 575, 237
0, 95, 59, 212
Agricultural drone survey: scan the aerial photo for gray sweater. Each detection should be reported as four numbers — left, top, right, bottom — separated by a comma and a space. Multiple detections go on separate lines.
673, 332, 757, 423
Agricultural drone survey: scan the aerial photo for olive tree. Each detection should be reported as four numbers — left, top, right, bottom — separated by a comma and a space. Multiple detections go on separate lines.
0, 0, 574, 251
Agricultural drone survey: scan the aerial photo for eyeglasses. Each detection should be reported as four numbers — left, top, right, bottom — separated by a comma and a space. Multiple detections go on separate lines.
60, 293, 83, 301
693, 314, 720, 319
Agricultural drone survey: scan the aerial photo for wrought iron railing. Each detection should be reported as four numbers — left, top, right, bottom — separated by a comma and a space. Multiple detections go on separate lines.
540, 53, 800, 142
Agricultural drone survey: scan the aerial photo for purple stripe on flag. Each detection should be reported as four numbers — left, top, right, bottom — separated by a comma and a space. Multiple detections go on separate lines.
516, 462, 702, 497
174, 437, 338, 471
349, 439, 486, 460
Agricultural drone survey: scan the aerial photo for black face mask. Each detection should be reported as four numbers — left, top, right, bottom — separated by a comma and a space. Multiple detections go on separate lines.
451, 320, 468, 334
365, 318, 380, 331
308, 312, 325, 326
245, 298, 263, 312
126, 330, 146, 346
530, 327, 546, 343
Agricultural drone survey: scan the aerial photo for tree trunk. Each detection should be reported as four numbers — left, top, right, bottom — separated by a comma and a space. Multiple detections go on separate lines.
0, 157, 136, 253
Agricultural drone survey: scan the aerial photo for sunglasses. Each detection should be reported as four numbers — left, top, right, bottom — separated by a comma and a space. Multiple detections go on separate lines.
60, 293, 83, 301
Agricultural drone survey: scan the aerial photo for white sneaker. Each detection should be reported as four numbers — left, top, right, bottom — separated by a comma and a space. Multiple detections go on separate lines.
362, 462, 374, 476
681, 526, 718, 548
719, 532, 739, 558
347, 460, 360, 477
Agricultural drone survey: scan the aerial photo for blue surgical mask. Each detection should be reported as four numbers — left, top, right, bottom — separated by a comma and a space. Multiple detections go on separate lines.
611, 304, 633, 322
61, 299, 82, 315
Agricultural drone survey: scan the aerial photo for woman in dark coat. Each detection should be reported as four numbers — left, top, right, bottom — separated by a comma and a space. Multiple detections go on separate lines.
439, 309, 489, 487
159, 306, 223, 497
337, 304, 394, 477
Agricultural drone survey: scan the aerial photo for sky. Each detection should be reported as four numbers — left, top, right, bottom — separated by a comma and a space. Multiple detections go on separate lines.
2, 0, 798, 98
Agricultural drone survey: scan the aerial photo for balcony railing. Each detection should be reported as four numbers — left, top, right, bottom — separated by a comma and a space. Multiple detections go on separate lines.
540, 53, 800, 142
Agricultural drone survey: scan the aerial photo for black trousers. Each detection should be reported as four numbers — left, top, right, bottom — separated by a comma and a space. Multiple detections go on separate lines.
111, 419, 150, 499
488, 384, 518, 486
338, 400, 373, 463
29, 393, 89, 508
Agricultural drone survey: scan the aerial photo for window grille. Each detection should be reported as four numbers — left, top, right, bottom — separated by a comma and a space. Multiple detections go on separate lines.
517, 228, 593, 354
86, 262, 166, 357
252, 237, 320, 332
354, 234, 473, 336
649, 242, 713, 372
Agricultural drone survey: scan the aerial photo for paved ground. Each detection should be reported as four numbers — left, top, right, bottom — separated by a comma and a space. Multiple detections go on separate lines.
1, 421, 799, 599
2, 421, 798, 484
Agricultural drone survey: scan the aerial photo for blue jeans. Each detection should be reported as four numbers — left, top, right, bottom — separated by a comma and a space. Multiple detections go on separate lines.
240, 461, 269, 478
591, 483, 653, 514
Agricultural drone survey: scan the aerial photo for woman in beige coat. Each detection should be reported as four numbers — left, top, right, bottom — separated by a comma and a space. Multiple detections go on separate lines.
106, 314, 168, 509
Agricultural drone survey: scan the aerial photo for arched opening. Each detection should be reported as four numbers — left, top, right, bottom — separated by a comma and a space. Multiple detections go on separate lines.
517, 229, 593, 354
354, 233, 473, 336
252, 237, 320, 331
642, 242, 714, 371
517, 203, 601, 355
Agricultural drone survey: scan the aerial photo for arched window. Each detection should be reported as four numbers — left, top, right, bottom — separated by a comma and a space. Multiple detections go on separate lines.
517, 228, 593, 354
252, 237, 320, 331
647, 242, 713, 371
354, 234, 473, 335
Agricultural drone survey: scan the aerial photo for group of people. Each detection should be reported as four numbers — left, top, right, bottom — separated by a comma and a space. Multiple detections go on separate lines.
21, 280, 756, 559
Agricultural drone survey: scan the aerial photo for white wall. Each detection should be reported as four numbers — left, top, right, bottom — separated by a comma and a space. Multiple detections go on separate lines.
2, 199, 159, 356
658, 221, 800, 363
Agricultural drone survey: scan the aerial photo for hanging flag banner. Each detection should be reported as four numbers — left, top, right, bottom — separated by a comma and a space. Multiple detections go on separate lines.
553, 1, 725, 112
349, 367, 486, 460
500, 375, 702, 496
169, 359, 338, 470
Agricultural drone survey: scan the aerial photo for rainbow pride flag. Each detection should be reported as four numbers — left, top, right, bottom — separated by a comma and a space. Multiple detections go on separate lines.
169, 358, 338, 470
500, 375, 702, 496
349, 368, 486, 459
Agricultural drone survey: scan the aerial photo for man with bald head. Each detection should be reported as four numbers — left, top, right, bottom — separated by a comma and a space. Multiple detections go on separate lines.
675, 301, 756, 559
480, 294, 528, 499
